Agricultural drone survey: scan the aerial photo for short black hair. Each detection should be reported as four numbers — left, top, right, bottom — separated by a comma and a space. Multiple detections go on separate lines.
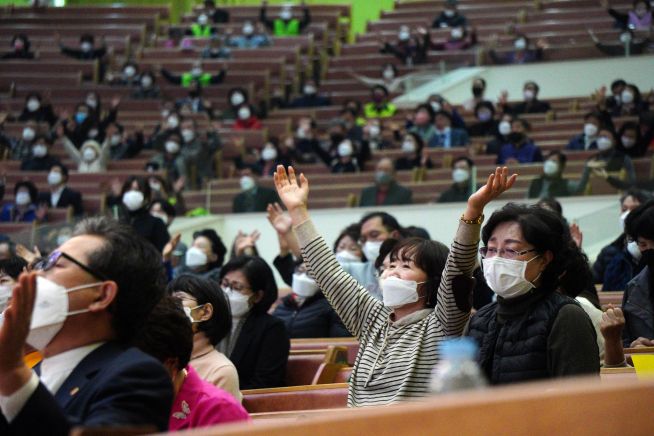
558, 247, 593, 299
73, 216, 167, 344
610, 79, 626, 91
545, 150, 567, 169
452, 156, 474, 169
359, 211, 402, 234
14, 181, 38, 204
333, 223, 365, 261
403, 226, 431, 240
482, 203, 575, 294
414, 103, 435, 121
134, 295, 193, 371
625, 200, 654, 242
536, 197, 563, 216
388, 237, 449, 308
0, 256, 27, 279
435, 110, 453, 123
48, 162, 69, 179
167, 275, 232, 346
371, 84, 389, 96
192, 229, 227, 268
219, 255, 278, 314
620, 189, 650, 206
512, 117, 531, 131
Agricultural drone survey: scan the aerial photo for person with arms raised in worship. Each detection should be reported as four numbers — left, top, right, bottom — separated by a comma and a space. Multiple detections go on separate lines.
272, 164, 515, 406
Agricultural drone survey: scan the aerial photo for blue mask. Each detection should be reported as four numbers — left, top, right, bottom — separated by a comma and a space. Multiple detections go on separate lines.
75, 112, 88, 124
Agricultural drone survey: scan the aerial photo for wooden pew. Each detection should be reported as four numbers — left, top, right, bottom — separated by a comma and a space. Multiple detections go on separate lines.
241, 383, 348, 414
285, 346, 348, 387
291, 338, 359, 365
192, 377, 654, 434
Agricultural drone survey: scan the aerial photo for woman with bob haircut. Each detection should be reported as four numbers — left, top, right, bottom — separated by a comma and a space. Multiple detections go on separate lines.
466, 203, 600, 384
273, 164, 515, 406
218, 255, 289, 389
168, 275, 241, 401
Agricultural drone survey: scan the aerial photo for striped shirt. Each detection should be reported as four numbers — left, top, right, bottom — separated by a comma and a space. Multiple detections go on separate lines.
294, 219, 479, 407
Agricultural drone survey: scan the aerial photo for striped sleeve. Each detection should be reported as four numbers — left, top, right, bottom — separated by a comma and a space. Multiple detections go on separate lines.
294, 219, 385, 337
435, 221, 480, 337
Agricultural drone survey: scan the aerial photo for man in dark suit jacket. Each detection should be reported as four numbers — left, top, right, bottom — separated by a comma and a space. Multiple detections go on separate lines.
359, 158, 412, 207
38, 163, 84, 216
232, 165, 279, 213
0, 217, 173, 435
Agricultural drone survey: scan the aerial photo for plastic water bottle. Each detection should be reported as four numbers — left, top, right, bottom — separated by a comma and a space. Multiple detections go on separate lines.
430, 337, 487, 394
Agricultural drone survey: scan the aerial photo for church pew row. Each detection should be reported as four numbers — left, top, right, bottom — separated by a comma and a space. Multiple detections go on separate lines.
291, 338, 359, 366
1, 5, 170, 19
197, 377, 654, 434
0, 24, 148, 44
241, 383, 349, 414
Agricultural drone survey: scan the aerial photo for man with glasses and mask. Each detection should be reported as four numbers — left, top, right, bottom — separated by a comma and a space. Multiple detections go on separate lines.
0, 217, 173, 434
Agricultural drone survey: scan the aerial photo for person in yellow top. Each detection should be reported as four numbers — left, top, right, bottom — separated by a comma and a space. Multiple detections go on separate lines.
260, 0, 311, 36
364, 85, 397, 119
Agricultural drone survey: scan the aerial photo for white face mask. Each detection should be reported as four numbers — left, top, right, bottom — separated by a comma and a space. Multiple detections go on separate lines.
80, 42, 93, 52
197, 14, 208, 25
335, 250, 362, 263
191, 67, 203, 77
430, 101, 441, 112
47, 171, 63, 186
382, 69, 395, 80
240, 175, 256, 191
32, 144, 48, 157
621, 136, 636, 148
185, 246, 208, 268
23, 127, 35, 141
444, 9, 455, 17
181, 129, 195, 143
82, 147, 97, 162
621, 90, 634, 104
596, 136, 613, 151
338, 141, 353, 157
398, 30, 410, 41
584, 123, 598, 137
362, 240, 383, 263
261, 146, 277, 161
230, 93, 245, 106
303, 85, 316, 95
523, 89, 535, 101
243, 24, 254, 35
401, 140, 416, 153
280, 9, 292, 20
224, 287, 250, 317
141, 76, 153, 88
450, 28, 463, 39
87, 129, 98, 139
27, 276, 101, 351
85, 98, 97, 109
15, 191, 31, 206
167, 116, 179, 128
123, 65, 136, 77
122, 190, 144, 211
27, 99, 40, 112
381, 276, 425, 309
452, 168, 469, 183
165, 141, 180, 154
543, 160, 559, 176
627, 240, 642, 261
0, 284, 12, 314
498, 121, 512, 136
514, 38, 527, 50
110, 134, 122, 146
238, 107, 251, 120
368, 125, 381, 138
482, 255, 540, 299
292, 273, 320, 298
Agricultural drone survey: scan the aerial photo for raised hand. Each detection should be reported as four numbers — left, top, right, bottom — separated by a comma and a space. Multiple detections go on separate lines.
163, 233, 181, 262
465, 166, 517, 220
15, 244, 40, 264
266, 202, 292, 235
0, 272, 37, 396
600, 304, 625, 343
569, 223, 583, 248
274, 165, 309, 211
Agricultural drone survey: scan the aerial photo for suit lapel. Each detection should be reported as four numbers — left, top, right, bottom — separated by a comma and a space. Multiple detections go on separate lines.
229, 314, 256, 365
54, 342, 123, 410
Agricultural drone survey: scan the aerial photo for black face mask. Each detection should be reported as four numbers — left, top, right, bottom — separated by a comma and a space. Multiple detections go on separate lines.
642, 249, 654, 269
330, 133, 345, 144
472, 86, 484, 97
508, 132, 524, 144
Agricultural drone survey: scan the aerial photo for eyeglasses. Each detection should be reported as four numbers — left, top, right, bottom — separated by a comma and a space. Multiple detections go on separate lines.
220, 279, 251, 293
35, 250, 109, 281
479, 247, 537, 260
